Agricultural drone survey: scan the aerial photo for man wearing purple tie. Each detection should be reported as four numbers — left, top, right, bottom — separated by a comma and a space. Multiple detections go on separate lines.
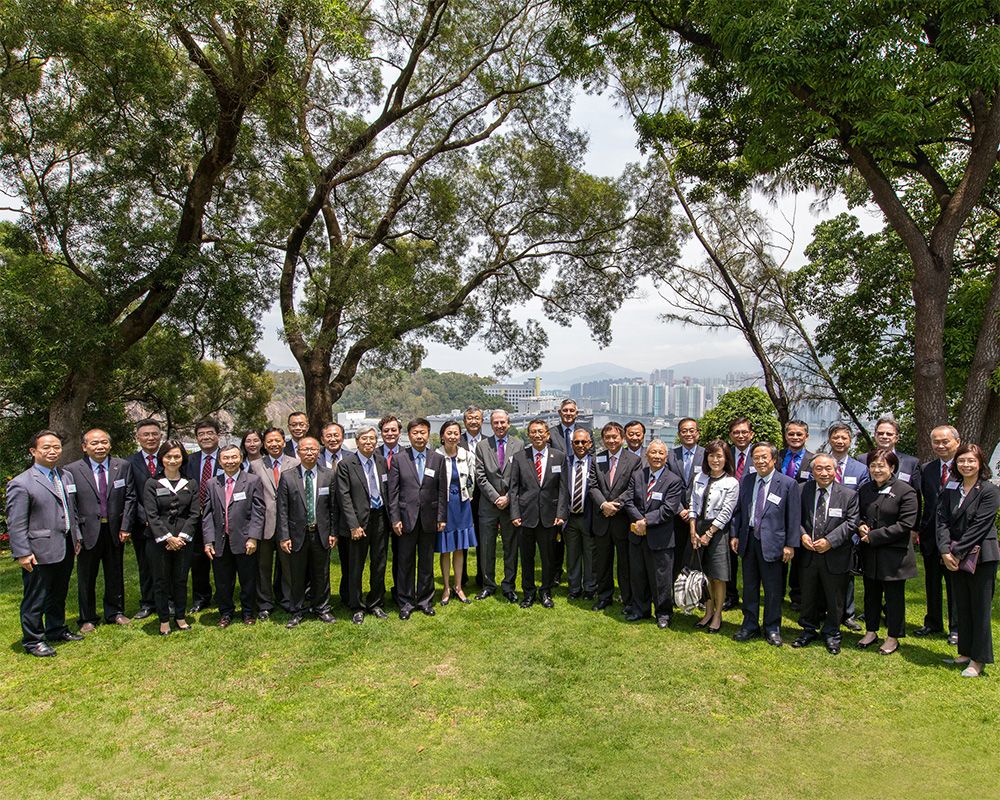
474, 410, 519, 602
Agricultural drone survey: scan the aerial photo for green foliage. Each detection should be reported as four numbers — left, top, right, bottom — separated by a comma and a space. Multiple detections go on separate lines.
698, 387, 782, 447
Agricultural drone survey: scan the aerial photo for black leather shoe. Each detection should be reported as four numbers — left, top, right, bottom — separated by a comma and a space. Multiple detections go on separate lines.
420, 606, 436, 617
242, 615, 256, 625
722, 598, 737, 611
370, 608, 389, 620
475, 589, 494, 601
843, 617, 862, 632
351, 612, 365, 624
285, 615, 303, 629
540, 594, 554, 609
789, 601, 801, 612
567, 591, 582, 600
947, 631, 959, 645
591, 599, 612, 611
624, 612, 644, 622
399, 610, 412, 620
826, 639, 841, 655
519, 596, 534, 608
257, 610, 270, 622
656, 616, 671, 629
732, 628, 759, 642
190, 601, 206, 613
218, 615, 232, 629
582, 591, 595, 600
792, 633, 817, 649
133, 607, 154, 620
765, 631, 783, 647
504, 591, 518, 604
26, 642, 56, 657
317, 611, 336, 623
913, 625, 940, 637
52, 631, 84, 642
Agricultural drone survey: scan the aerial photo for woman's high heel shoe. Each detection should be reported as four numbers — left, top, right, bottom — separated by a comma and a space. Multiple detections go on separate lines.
455, 587, 471, 605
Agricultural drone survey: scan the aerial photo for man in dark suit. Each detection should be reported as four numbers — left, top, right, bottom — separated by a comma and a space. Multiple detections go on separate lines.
284, 411, 309, 457
184, 417, 224, 611
915, 424, 961, 642
672, 417, 705, 585
459, 406, 484, 589
826, 422, 868, 631
203, 445, 267, 626
624, 420, 646, 460
276, 437, 338, 627
65, 428, 136, 632
379, 414, 403, 603
792, 454, 860, 654
337, 424, 391, 624
778, 419, 814, 608
126, 417, 163, 619
509, 419, 568, 608
859, 417, 921, 491
588, 421, 642, 613
250, 427, 300, 620
623, 440, 685, 628
5, 430, 84, 656
474, 409, 519, 602
726, 416, 757, 609
388, 418, 448, 619
562, 428, 594, 599
320, 422, 346, 470
731, 442, 802, 646
548, 398, 586, 584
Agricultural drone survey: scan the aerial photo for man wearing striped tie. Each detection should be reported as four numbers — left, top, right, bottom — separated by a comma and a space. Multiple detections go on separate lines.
562, 429, 594, 600
127, 418, 164, 620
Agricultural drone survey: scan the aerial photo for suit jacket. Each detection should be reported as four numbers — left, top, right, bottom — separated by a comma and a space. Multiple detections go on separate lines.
127, 450, 160, 534
730, 445, 757, 477
508, 447, 569, 528
202, 471, 266, 554
320, 448, 344, 471
388, 447, 448, 533
935, 480, 1000, 563
835, 455, 870, 491
798, 481, 860, 574
64, 456, 136, 549
623, 466, 685, 550
184, 449, 225, 482
563, 453, 594, 527
283, 439, 299, 458
548, 423, 590, 453
778, 448, 815, 483
142, 477, 200, 542
474, 436, 516, 504
732, 470, 802, 562
673, 444, 705, 503
918, 458, 954, 556
588, 449, 642, 537
5, 466, 82, 564
857, 478, 919, 581
250, 454, 301, 540
276, 464, 337, 551
337, 451, 389, 531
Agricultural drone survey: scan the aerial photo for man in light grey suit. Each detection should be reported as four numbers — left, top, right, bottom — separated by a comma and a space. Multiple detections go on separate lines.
474, 409, 519, 602
6, 430, 84, 656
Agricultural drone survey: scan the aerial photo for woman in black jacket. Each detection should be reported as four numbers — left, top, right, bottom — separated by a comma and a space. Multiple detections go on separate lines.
856, 448, 919, 656
142, 440, 200, 635
937, 443, 1000, 677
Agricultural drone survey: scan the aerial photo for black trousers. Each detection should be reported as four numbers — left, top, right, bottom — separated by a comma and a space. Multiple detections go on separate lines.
551, 534, 565, 584
336, 535, 351, 607
787, 557, 801, 603
562, 513, 591, 595
726, 548, 741, 605
460, 487, 483, 587
20, 534, 74, 647
285, 528, 331, 616
741, 535, 784, 634
256, 536, 278, 612
610, 527, 633, 609
478, 503, 518, 593
921, 549, 957, 632
396, 525, 437, 612
591, 532, 615, 603
799, 559, 849, 640
389, 528, 400, 604
519, 524, 556, 597
148, 541, 194, 622
953, 560, 997, 664
629, 537, 673, 619
863, 577, 906, 638
672, 516, 689, 584
190, 525, 213, 606
131, 529, 156, 612
77, 523, 126, 624
212, 536, 259, 617
348, 511, 389, 613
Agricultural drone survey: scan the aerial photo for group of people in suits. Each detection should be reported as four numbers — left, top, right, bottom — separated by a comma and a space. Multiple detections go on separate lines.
7, 406, 998, 678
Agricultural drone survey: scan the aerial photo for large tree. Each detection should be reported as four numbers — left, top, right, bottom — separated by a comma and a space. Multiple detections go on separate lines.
561, 1, 1000, 458
264, 0, 668, 433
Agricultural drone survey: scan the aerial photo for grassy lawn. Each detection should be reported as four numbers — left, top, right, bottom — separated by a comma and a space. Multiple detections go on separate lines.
1, 554, 998, 799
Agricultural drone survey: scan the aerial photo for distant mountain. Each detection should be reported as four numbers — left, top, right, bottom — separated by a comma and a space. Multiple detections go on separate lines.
664, 355, 761, 380
513, 362, 646, 387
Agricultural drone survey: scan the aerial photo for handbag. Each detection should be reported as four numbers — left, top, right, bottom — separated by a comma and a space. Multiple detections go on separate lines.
952, 543, 981, 574
673, 548, 709, 613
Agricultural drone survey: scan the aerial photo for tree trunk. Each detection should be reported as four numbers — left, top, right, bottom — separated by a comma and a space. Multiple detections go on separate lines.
957, 258, 1000, 445
48, 361, 102, 463
301, 356, 336, 437
910, 249, 952, 460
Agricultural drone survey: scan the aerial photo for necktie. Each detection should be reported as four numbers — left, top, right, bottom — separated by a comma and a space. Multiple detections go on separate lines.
572, 458, 585, 513
225, 476, 235, 534
753, 478, 767, 529
784, 453, 797, 477
815, 486, 828, 534
497, 438, 505, 466
646, 472, 656, 502
305, 469, 316, 526
941, 461, 949, 487
365, 459, 382, 508
272, 459, 280, 487
565, 428, 572, 452
96, 463, 108, 519
608, 454, 617, 485
835, 461, 844, 483
416, 451, 425, 484
50, 469, 70, 532
386, 449, 394, 471
535, 452, 543, 483
146, 454, 156, 477
735, 452, 746, 480
200, 455, 212, 506
683, 449, 692, 481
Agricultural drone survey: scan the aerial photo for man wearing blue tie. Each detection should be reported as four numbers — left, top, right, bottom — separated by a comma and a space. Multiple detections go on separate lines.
673, 417, 704, 583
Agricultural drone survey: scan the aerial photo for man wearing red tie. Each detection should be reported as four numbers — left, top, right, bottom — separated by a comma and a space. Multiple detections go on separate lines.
127, 418, 164, 619
184, 418, 223, 612
726, 417, 756, 609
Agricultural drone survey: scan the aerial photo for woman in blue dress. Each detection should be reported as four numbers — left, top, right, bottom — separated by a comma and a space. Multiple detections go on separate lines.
435, 420, 478, 604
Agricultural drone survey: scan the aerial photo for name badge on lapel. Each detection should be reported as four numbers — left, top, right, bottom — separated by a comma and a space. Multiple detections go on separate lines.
596, 455, 607, 464
424, 468, 435, 478
899, 472, 911, 482
651, 491, 663, 501
233, 492, 247, 501
801, 471, 811, 480
156, 487, 171, 496
828, 507, 844, 518
381, 474, 388, 482
766, 492, 782, 505
66, 483, 77, 494
844, 476, 857, 485
551, 465, 562, 474
318, 487, 330, 496
946, 480, 959, 490
113, 478, 126, 489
